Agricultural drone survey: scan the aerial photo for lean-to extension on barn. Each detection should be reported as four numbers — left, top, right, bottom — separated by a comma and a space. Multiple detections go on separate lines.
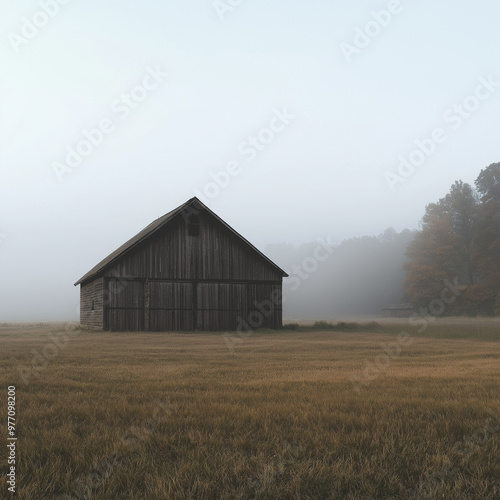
74, 197, 288, 331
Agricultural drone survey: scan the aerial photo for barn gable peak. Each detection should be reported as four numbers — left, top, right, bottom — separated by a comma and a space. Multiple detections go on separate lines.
74, 197, 287, 286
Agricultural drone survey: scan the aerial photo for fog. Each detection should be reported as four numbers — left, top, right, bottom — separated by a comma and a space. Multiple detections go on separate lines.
266, 228, 415, 320
1, 1, 500, 321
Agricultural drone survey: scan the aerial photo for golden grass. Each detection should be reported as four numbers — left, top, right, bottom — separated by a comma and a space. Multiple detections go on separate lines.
1, 321, 499, 499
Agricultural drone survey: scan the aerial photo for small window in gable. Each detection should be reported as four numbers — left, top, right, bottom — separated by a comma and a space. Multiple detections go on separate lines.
188, 214, 200, 236
91, 299, 95, 311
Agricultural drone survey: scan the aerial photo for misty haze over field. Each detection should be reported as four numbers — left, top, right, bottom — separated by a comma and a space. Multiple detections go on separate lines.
1, 1, 500, 321
266, 229, 415, 319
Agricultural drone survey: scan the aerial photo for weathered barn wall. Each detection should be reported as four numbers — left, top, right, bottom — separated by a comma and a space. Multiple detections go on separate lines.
103, 279, 282, 332
80, 277, 104, 330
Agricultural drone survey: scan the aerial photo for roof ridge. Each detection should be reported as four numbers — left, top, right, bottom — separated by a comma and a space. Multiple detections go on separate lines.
74, 197, 287, 286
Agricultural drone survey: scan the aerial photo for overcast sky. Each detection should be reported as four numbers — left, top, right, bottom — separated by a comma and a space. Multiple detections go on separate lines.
1, 0, 500, 320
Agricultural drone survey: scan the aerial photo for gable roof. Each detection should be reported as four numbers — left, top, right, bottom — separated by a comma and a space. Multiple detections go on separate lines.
74, 197, 288, 286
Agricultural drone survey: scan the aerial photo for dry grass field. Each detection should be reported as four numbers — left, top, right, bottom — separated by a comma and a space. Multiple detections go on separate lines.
1, 320, 500, 499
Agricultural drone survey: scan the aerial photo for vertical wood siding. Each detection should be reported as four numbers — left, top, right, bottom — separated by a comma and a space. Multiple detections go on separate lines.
105, 280, 144, 331
104, 211, 283, 282
82, 207, 284, 331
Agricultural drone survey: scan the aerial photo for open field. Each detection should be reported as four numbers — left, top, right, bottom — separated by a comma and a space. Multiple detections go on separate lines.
1, 321, 500, 499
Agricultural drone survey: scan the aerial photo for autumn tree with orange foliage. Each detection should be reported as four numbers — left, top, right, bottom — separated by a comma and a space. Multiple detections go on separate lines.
404, 163, 500, 315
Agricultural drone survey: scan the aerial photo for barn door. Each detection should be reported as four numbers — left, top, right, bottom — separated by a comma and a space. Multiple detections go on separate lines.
197, 283, 247, 331
218, 283, 248, 331
106, 280, 144, 331
145, 281, 252, 331
148, 282, 194, 331
196, 283, 219, 331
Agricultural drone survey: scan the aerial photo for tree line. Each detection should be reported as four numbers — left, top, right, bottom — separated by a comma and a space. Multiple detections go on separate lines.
404, 162, 500, 316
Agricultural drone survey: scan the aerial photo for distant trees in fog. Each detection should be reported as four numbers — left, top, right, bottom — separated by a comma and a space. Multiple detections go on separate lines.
404, 162, 500, 316
267, 162, 500, 318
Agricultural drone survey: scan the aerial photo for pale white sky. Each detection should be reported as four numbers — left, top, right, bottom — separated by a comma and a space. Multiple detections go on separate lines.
1, 0, 499, 320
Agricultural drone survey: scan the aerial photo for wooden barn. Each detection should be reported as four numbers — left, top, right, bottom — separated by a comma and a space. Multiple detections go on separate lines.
74, 197, 288, 331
